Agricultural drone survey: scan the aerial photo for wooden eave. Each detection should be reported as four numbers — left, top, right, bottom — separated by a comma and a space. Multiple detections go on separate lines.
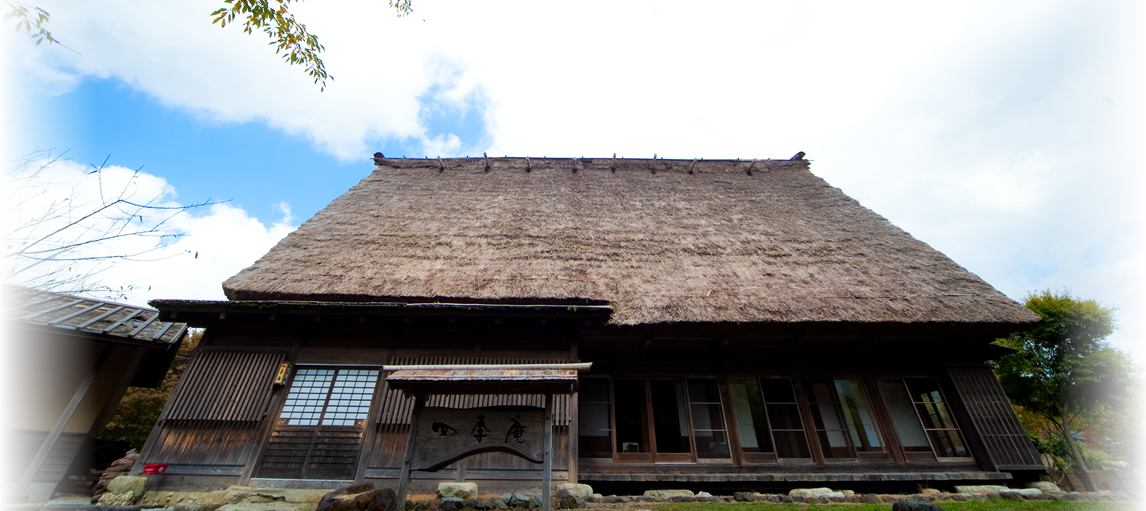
384, 363, 590, 395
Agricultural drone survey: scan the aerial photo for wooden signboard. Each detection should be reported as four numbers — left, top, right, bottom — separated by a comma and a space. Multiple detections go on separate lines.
411, 406, 545, 471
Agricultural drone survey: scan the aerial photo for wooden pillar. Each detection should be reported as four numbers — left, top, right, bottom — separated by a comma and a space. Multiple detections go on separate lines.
453, 459, 467, 482
397, 391, 425, 506
20, 345, 113, 497
542, 393, 554, 511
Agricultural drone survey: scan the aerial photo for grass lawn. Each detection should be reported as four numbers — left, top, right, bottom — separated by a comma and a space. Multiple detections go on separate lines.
640, 502, 1132, 511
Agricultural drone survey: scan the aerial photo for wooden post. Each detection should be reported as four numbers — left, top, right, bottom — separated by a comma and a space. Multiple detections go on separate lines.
21, 345, 113, 496
397, 391, 425, 507
454, 459, 467, 482
542, 393, 554, 511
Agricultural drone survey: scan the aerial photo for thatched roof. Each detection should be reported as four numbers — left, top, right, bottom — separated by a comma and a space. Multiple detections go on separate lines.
223, 157, 1038, 327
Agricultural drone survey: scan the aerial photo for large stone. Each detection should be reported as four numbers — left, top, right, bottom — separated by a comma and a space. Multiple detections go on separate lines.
440, 498, 463, 511
788, 488, 834, 499
225, 492, 287, 505
862, 494, 882, 504
999, 491, 1024, 501
732, 492, 755, 502
954, 485, 1009, 495
316, 482, 399, 511
106, 476, 150, 498
891, 496, 945, 511
1027, 482, 1062, 493
175, 504, 224, 511
555, 484, 593, 500
98, 491, 137, 506
438, 483, 479, 501
643, 490, 694, 501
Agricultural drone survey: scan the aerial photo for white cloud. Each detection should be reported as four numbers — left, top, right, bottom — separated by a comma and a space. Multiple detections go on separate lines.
3, 157, 297, 304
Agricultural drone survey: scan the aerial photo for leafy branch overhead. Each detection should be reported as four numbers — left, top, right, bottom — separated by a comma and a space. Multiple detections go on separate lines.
3, 1, 77, 53
6, 1, 413, 90
211, 0, 413, 91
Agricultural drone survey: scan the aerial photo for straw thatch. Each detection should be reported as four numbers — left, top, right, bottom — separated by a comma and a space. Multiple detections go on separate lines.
223, 157, 1038, 326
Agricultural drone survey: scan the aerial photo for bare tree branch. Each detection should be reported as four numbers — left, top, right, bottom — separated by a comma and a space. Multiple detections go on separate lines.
3, 150, 224, 299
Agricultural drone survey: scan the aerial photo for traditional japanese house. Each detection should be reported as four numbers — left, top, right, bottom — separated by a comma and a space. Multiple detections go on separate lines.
4, 286, 188, 500
139, 156, 1045, 494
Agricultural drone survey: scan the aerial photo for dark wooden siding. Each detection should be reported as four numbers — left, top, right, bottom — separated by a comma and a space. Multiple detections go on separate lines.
948, 365, 1043, 471
369, 355, 571, 479
257, 426, 368, 480
166, 351, 285, 421
147, 420, 259, 473
4, 431, 87, 485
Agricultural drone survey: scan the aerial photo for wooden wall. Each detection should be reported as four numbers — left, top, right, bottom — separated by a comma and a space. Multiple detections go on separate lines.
3, 431, 87, 486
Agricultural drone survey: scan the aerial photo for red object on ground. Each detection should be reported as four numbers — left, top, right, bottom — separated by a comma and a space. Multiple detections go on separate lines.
142, 463, 168, 474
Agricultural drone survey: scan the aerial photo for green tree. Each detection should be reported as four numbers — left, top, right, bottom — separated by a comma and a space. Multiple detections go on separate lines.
5, 0, 414, 91
992, 290, 1135, 492
102, 329, 202, 450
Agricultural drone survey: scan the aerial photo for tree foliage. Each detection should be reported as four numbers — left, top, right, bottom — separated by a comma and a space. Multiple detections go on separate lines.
7, 1, 414, 91
102, 330, 202, 450
992, 290, 1137, 490
5, 1, 55, 46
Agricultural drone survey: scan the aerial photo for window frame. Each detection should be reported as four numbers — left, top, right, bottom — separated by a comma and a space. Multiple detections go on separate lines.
900, 377, 973, 461
277, 366, 382, 428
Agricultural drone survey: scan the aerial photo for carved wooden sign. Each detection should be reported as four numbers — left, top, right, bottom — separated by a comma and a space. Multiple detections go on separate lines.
411, 406, 545, 471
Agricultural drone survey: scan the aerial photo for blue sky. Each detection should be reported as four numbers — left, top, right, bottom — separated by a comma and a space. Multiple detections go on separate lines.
14, 77, 488, 226
2, 0, 1143, 361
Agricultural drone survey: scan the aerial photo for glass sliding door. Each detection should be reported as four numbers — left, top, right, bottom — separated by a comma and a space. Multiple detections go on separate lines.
687, 379, 730, 459
877, 378, 970, 459
760, 378, 811, 459
649, 379, 691, 461
904, 378, 970, 458
728, 379, 773, 457
614, 379, 651, 461
608, 377, 725, 463
804, 378, 886, 459
578, 377, 613, 458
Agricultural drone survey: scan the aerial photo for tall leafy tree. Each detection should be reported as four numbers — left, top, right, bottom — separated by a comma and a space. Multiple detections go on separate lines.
993, 290, 1134, 492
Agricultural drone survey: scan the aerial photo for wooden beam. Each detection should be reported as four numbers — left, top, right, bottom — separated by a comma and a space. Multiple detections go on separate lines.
611, 153, 616, 172
688, 158, 699, 175
541, 393, 554, 511
525, 157, 531, 173
397, 391, 426, 506
483, 152, 490, 172
20, 344, 113, 497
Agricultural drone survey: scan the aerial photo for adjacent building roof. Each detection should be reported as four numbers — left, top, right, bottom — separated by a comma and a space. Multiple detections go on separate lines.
8, 286, 188, 345
223, 157, 1038, 327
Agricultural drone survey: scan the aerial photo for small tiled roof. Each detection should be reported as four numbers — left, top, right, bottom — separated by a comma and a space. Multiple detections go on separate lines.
7, 286, 188, 344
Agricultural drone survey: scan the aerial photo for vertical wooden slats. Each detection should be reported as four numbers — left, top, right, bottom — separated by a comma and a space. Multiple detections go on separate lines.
166, 351, 286, 421
148, 420, 258, 466
947, 365, 1043, 470
3, 431, 87, 484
